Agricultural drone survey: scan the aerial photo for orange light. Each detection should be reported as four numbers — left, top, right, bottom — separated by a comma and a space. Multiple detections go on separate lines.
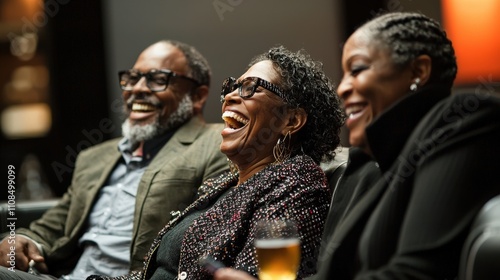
0, 0, 42, 22
442, 0, 500, 85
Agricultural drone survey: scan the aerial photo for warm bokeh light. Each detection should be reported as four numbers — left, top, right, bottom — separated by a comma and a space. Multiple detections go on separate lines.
0, 0, 42, 22
442, 0, 500, 85
1, 103, 52, 139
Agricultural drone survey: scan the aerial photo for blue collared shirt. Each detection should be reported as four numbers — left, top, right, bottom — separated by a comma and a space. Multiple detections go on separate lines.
62, 133, 173, 280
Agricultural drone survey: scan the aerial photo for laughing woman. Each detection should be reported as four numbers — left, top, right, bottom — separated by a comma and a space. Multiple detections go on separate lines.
88, 46, 345, 280
215, 12, 500, 280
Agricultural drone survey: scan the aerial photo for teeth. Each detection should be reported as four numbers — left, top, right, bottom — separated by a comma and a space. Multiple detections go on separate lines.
222, 111, 249, 125
222, 111, 249, 129
345, 104, 364, 116
132, 103, 156, 112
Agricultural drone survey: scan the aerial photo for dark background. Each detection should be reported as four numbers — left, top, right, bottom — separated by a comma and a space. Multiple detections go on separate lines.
0, 0, 444, 200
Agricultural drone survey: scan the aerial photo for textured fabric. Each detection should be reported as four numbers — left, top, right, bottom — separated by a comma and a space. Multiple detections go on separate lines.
314, 88, 500, 280
88, 154, 331, 280
150, 187, 232, 280
10, 117, 229, 277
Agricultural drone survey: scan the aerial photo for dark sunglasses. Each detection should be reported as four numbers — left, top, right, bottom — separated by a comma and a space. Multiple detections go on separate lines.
118, 69, 200, 92
220, 76, 286, 103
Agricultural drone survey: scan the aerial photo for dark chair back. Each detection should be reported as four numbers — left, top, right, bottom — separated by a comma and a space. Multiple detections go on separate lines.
460, 195, 500, 280
320, 148, 348, 195
1, 199, 59, 233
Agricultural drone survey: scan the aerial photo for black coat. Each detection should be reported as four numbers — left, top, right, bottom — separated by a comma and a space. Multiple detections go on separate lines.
315, 86, 500, 279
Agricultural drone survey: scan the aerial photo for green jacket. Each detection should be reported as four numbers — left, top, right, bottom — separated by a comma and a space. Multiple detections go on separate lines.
16, 117, 229, 277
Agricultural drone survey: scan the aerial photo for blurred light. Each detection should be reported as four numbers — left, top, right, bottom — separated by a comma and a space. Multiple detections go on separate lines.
442, 0, 500, 85
1, 0, 43, 22
3, 66, 49, 103
1, 103, 51, 139
10, 32, 38, 60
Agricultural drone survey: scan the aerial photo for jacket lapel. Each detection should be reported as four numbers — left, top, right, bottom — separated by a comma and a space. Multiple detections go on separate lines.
74, 140, 122, 236
132, 117, 206, 245
138, 116, 205, 178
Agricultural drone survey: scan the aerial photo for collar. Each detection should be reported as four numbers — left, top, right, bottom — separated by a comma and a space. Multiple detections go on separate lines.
117, 129, 176, 164
365, 84, 451, 172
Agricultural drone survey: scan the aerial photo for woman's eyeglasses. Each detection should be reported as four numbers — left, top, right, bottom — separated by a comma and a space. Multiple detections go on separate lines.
220, 76, 286, 103
118, 69, 200, 92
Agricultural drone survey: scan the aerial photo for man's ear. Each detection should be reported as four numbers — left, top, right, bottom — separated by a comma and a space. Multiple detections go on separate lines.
284, 108, 307, 135
412, 54, 432, 86
191, 85, 209, 115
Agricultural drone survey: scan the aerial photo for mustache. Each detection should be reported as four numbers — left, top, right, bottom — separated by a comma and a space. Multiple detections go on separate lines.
125, 96, 162, 109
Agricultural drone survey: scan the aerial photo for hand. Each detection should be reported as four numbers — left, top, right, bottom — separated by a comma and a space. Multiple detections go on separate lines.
0, 236, 47, 272
214, 268, 258, 280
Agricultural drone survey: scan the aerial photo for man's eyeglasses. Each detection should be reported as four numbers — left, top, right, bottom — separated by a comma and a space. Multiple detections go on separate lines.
220, 76, 286, 103
118, 69, 200, 92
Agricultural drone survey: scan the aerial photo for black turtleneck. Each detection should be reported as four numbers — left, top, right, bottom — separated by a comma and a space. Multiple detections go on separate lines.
365, 84, 451, 172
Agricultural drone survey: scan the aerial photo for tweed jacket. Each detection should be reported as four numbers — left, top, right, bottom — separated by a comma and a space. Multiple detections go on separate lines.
16, 117, 229, 277
89, 154, 331, 280
314, 87, 500, 279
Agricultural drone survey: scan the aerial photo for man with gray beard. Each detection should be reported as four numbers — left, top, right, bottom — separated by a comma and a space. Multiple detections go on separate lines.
0, 40, 229, 280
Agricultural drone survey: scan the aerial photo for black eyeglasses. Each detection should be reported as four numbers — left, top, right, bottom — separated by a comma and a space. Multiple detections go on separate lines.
220, 76, 286, 103
118, 69, 200, 92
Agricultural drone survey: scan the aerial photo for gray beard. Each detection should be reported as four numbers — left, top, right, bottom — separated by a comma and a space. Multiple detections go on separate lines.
122, 94, 194, 145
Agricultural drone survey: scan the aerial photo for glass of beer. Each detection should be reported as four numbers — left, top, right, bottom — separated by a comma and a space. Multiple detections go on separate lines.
254, 220, 301, 280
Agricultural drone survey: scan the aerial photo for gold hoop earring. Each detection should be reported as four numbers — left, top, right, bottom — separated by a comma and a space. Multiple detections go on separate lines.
273, 131, 292, 164
410, 78, 421, 92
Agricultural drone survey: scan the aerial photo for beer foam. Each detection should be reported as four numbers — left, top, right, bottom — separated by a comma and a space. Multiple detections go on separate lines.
255, 238, 300, 248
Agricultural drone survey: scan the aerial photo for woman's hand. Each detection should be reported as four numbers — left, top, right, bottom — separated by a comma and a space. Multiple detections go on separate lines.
214, 268, 258, 280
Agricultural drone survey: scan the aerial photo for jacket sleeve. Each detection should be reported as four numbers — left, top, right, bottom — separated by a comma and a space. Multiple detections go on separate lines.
15, 141, 116, 255
16, 187, 73, 252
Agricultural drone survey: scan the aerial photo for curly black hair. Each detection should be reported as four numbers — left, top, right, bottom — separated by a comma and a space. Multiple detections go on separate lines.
359, 12, 457, 88
248, 46, 345, 164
